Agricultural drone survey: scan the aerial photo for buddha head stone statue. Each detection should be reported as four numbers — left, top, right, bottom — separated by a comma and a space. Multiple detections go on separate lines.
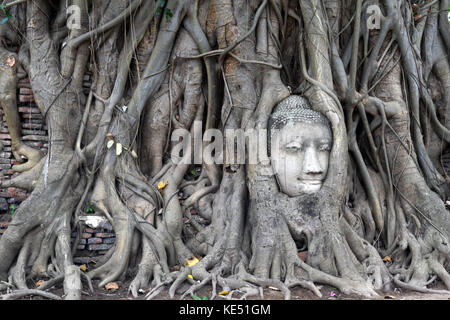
268, 96, 332, 196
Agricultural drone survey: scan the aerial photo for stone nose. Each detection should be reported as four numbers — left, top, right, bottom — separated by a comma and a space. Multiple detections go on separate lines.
302, 147, 323, 175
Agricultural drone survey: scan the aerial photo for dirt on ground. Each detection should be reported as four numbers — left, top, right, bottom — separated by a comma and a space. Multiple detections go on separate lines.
19, 277, 450, 301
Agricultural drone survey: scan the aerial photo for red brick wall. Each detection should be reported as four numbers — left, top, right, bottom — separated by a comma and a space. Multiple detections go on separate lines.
0, 74, 115, 256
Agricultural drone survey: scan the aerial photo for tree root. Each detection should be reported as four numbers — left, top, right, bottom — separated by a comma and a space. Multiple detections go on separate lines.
0, 289, 62, 300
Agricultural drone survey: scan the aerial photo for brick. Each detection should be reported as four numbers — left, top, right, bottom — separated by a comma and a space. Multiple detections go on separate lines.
21, 130, 47, 136
1, 190, 14, 198
87, 237, 102, 244
19, 95, 34, 103
298, 251, 308, 262
81, 232, 92, 239
21, 113, 43, 119
87, 244, 113, 251
0, 133, 11, 139
84, 228, 97, 233
95, 232, 115, 238
102, 238, 115, 244
0, 164, 11, 170
0, 191, 12, 198
19, 88, 33, 95
77, 244, 86, 250
0, 152, 12, 158
18, 107, 40, 114
23, 119, 44, 124
21, 123, 43, 130
0, 158, 11, 164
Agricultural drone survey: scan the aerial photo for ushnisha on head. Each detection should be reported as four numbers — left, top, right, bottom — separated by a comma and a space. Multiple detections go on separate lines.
268, 95, 332, 196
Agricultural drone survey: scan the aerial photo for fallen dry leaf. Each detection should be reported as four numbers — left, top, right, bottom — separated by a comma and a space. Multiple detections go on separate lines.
268, 286, 281, 291
116, 142, 123, 156
218, 291, 229, 295
384, 295, 396, 299
79, 264, 87, 272
382, 256, 392, 262
6, 56, 15, 67
157, 181, 168, 191
187, 274, 194, 280
35, 280, 45, 288
185, 256, 199, 267
105, 282, 119, 291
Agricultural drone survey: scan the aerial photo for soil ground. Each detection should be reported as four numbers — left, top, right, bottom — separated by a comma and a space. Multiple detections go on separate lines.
19, 278, 450, 300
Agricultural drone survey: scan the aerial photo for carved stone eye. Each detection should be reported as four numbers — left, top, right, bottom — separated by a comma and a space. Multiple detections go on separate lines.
285, 143, 302, 152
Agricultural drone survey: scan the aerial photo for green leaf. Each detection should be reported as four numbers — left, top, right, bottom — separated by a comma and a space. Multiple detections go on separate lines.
201, 296, 208, 300
191, 295, 201, 300
165, 8, 173, 19
9, 204, 15, 216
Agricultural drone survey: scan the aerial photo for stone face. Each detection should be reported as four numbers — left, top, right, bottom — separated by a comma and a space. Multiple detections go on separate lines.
269, 96, 332, 196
